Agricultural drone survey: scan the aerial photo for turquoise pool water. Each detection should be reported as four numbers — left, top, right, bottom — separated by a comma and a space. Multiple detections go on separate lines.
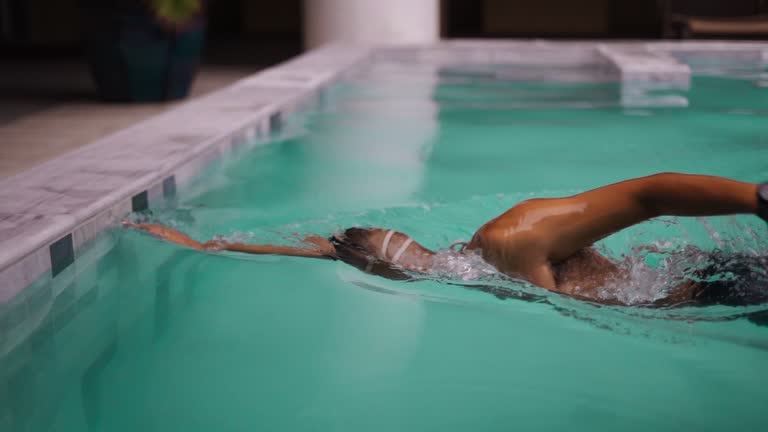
2, 57, 768, 431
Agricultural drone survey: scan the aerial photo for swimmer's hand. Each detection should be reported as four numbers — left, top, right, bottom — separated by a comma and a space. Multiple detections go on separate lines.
123, 221, 336, 260
122, 219, 203, 249
202, 239, 227, 252
301, 235, 336, 255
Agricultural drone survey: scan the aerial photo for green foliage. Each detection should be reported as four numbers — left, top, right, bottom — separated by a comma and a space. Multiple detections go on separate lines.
148, 0, 202, 29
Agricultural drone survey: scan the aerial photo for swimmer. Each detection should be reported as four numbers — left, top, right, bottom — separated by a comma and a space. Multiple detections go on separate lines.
125, 173, 768, 306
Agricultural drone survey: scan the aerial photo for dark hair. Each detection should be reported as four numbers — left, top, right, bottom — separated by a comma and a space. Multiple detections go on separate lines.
330, 228, 412, 280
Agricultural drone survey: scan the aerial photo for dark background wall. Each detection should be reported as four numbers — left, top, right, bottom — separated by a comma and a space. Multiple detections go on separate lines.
1, 0, 766, 54
0, 0, 303, 54
443, 0, 661, 38
443, 0, 768, 38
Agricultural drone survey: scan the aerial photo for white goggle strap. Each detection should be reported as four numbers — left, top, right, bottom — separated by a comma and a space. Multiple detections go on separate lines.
380, 230, 395, 260
391, 237, 414, 265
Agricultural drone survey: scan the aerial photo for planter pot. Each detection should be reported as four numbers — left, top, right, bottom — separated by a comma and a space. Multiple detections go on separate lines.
81, 1, 205, 102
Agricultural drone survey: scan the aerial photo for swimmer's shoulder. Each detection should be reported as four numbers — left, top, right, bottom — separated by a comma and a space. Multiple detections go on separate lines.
474, 200, 556, 249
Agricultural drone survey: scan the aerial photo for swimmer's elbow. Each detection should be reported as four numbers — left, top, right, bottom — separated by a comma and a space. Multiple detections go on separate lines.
634, 173, 681, 218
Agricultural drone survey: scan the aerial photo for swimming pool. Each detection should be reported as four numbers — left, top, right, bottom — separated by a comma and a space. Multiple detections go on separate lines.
2, 45, 768, 431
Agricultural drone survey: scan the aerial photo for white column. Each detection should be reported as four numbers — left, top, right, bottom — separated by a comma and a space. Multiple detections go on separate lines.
303, 0, 439, 49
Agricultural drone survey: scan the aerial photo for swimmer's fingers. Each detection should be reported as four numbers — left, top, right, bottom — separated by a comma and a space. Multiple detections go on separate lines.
124, 221, 202, 249
122, 219, 139, 228
122, 219, 162, 234
124, 221, 166, 238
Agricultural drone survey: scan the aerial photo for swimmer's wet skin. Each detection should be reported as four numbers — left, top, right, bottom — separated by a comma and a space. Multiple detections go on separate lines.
126, 173, 768, 307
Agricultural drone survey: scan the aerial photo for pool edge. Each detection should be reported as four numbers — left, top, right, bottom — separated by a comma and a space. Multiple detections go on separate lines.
0, 43, 376, 301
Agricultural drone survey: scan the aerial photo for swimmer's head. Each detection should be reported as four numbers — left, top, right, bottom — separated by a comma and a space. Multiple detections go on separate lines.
332, 228, 435, 278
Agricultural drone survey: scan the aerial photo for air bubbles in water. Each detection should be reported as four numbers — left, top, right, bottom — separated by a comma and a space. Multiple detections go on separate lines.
429, 248, 500, 281
597, 218, 768, 307
419, 218, 768, 313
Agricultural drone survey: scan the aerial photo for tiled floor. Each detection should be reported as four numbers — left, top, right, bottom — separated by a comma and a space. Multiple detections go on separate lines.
0, 42, 299, 179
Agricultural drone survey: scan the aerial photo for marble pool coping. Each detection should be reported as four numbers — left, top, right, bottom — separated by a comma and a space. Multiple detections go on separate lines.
1, 40, 767, 301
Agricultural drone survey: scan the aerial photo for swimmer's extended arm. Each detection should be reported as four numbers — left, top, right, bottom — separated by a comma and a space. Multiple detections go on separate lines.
124, 222, 336, 260
123, 221, 204, 249
519, 173, 759, 262
213, 236, 336, 260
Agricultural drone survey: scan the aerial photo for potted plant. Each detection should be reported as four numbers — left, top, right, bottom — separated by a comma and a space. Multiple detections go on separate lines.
81, 0, 206, 102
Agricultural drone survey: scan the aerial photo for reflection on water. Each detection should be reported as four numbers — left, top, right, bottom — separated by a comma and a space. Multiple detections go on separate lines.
0, 234, 206, 432
2, 208, 766, 430
3, 58, 768, 430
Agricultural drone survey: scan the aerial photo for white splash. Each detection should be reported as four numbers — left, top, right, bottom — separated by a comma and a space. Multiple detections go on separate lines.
429, 249, 500, 281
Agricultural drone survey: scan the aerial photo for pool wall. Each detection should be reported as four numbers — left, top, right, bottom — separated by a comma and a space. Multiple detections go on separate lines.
0, 44, 374, 302
1, 40, 767, 303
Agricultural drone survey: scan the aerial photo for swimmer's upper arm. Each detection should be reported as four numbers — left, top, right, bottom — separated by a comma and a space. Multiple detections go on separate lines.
536, 173, 758, 261
526, 263, 557, 290
478, 226, 557, 290
541, 176, 655, 259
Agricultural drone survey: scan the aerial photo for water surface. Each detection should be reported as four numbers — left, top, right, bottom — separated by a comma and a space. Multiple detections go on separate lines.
2, 57, 768, 431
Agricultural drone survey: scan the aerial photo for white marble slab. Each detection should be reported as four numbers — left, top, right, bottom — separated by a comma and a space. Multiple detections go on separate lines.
600, 44, 692, 84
